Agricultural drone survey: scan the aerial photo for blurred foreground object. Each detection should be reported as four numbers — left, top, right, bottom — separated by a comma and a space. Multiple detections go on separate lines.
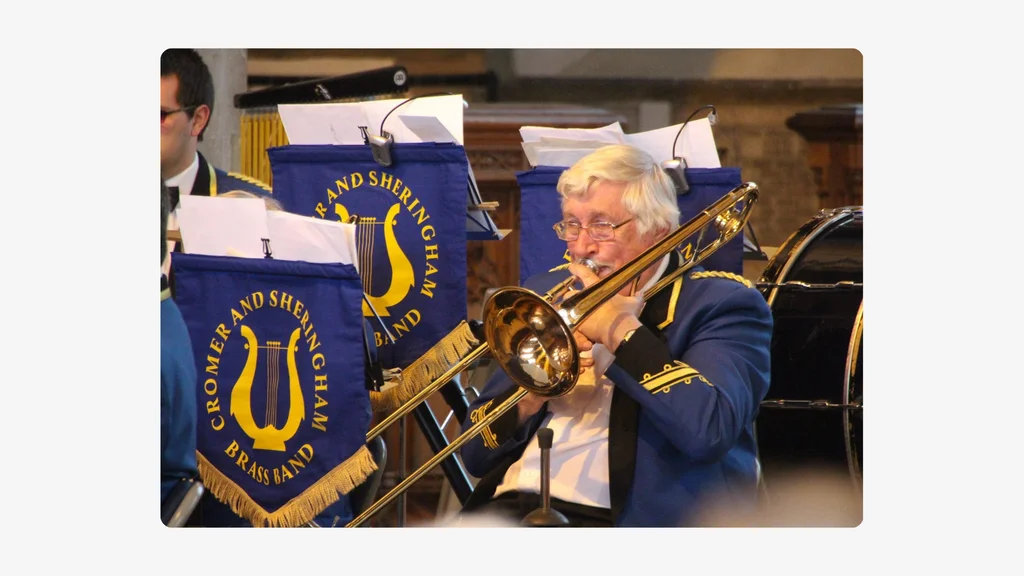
697, 467, 862, 527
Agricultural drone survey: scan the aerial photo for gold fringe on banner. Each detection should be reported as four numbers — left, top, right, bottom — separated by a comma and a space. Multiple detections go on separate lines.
369, 320, 480, 413
196, 444, 376, 528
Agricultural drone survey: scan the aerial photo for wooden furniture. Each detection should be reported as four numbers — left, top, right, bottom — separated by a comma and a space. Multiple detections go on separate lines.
785, 104, 863, 210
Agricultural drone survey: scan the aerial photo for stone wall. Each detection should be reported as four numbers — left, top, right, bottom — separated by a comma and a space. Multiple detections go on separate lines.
498, 79, 863, 247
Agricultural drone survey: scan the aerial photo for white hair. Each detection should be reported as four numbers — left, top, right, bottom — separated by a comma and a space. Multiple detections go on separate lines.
555, 144, 679, 238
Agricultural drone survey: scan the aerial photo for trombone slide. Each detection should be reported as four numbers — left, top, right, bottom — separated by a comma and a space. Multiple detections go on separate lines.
348, 388, 529, 527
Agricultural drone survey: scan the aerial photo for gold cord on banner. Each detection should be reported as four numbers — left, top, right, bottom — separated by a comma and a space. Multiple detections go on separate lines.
368, 319, 480, 413
197, 445, 377, 528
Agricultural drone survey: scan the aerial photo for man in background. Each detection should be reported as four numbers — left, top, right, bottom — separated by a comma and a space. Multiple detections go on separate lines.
160, 49, 273, 263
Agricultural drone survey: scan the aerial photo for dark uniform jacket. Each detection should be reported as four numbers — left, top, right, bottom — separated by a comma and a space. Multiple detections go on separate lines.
459, 250, 773, 526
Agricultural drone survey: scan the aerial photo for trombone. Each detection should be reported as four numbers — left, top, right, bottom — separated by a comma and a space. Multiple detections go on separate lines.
347, 181, 759, 527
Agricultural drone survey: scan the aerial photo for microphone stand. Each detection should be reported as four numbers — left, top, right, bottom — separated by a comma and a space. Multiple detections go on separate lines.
521, 427, 570, 527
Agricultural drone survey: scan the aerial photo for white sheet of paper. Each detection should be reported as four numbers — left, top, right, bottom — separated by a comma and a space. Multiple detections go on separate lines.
532, 147, 606, 168
278, 103, 371, 145
264, 211, 359, 268
398, 114, 458, 143
523, 137, 610, 166
519, 122, 626, 144
538, 136, 614, 148
359, 94, 465, 144
279, 95, 464, 145
624, 118, 721, 168
176, 196, 270, 258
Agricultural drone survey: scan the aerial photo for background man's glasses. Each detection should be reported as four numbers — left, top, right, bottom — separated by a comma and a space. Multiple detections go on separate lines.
161, 106, 196, 122
552, 217, 634, 241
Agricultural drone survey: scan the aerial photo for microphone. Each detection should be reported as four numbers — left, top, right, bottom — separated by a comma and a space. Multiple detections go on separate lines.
662, 104, 718, 196
662, 156, 690, 196
521, 427, 570, 527
371, 91, 455, 167
368, 133, 394, 167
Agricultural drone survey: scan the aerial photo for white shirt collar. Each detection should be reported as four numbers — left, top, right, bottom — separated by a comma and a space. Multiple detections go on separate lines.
639, 253, 671, 297
162, 152, 198, 277
164, 152, 200, 199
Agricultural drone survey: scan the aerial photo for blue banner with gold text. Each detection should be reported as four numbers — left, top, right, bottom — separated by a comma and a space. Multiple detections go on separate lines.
267, 143, 468, 372
172, 253, 374, 527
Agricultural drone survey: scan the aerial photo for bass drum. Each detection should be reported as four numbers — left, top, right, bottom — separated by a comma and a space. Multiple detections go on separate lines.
755, 206, 863, 497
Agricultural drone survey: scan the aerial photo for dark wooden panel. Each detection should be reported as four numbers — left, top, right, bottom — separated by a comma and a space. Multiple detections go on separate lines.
786, 104, 863, 210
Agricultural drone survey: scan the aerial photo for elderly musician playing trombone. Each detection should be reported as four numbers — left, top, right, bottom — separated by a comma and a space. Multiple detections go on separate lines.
458, 144, 773, 527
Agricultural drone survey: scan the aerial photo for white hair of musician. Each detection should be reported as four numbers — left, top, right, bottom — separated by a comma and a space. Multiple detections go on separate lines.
556, 144, 680, 238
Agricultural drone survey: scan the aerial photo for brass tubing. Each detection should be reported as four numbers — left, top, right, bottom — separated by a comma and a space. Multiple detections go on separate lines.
366, 342, 489, 443
348, 388, 529, 527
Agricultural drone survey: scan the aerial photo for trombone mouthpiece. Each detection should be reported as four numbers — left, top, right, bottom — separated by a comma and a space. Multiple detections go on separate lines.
576, 258, 599, 275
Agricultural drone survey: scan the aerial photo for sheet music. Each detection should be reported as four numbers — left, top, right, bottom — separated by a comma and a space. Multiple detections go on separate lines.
624, 117, 720, 168
518, 118, 720, 168
359, 94, 465, 144
265, 211, 359, 267
175, 196, 359, 267
519, 122, 626, 144
398, 114, 458, 144
530, 147, 605, 168
278, 103, 371, 145
176, 196, 270, 258
277, 94, 464, 145
523, 136, 609, 167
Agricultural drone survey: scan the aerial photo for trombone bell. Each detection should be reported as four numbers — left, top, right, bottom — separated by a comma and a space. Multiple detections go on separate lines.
482, 286, 579, 397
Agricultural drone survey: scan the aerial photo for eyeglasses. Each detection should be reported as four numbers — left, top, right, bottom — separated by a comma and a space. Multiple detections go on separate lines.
552, 217, 634, 241
161, 106, 196, 122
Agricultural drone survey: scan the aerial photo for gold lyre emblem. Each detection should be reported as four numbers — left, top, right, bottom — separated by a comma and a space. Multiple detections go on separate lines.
335, 202, 413, 317
230, 325, 305, 452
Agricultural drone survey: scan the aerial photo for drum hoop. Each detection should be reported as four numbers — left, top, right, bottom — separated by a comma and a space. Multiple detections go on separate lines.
844, 300, 864, 407
844, 300, 864, 491
762, 207, 862, 309
842, 409, 862, 491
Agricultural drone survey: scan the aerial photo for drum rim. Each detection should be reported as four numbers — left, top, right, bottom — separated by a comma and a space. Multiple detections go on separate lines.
844, 300, 864, 408
844, 300, 864, 490
843, 406, 863, 492
760, 206, 862, 309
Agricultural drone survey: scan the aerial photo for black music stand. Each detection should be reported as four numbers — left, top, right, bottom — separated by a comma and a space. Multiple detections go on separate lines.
521, 428, 570, 527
